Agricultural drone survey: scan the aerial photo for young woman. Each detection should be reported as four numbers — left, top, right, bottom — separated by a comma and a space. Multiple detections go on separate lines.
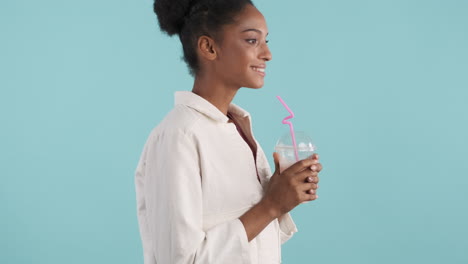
135, 0, 323, 263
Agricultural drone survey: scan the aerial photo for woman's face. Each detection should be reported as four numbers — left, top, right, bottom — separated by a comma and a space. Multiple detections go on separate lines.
214, 4, 272, 89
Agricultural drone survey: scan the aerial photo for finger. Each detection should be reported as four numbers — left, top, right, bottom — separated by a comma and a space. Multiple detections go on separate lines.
311, 153, 319, 160
294, 170, 316, 183
310, 163, 319, 172
272, 152, 280, 173
287, 159, 316, 173
302, 192, 318, 201
299, 183, 318, 196
315, 162, 323, 172
303, 183, 318, 191
304, 175, 319, 183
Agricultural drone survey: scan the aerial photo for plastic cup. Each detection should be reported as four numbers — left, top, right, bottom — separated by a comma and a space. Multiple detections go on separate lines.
275, 131, 316, 173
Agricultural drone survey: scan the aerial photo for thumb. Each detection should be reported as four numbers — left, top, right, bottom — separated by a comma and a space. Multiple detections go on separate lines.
273, 152, 280, 173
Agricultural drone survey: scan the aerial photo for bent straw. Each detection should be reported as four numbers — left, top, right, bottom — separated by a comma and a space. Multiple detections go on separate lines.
276, 96, 299, 161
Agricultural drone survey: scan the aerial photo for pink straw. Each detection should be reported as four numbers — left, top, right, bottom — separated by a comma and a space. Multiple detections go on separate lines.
276, 96, 299, 161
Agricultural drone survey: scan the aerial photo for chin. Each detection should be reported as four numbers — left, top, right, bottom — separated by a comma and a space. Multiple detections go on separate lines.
245, 81, 265, 89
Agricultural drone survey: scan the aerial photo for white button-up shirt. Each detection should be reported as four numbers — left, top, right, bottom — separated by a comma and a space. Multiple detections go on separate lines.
135, 91, 297, 264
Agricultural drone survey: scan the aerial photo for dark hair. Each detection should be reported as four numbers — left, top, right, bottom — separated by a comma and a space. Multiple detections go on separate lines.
154, 0, 254, 75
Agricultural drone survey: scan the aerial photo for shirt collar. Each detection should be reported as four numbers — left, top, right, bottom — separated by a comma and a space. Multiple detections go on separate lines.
175, 91, 250, 123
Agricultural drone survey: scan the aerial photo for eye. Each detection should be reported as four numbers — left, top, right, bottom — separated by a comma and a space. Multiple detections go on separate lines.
246, 39, 258, 45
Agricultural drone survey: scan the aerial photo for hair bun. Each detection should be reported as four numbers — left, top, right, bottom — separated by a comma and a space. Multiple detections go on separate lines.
154, 0, 198, 36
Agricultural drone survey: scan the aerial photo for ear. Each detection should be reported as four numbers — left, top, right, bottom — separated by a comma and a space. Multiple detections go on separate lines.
197, 36, 218, 61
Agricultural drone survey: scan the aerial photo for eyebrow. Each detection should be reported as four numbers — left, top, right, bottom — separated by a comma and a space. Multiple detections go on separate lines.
241, 28, 269, 36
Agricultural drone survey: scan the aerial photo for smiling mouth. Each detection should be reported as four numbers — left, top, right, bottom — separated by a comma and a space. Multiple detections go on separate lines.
252, 67, 266, 76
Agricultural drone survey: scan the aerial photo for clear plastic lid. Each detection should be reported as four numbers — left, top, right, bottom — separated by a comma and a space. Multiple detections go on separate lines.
275, 131, 316, 151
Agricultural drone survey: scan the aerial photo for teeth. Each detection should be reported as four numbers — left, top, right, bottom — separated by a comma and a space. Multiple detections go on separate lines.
252, 67, 265, 73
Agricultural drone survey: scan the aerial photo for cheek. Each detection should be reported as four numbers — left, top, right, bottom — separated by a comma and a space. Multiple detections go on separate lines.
225, 55, 251, 76
224, 44, 253, 64
218, 43, 256, 75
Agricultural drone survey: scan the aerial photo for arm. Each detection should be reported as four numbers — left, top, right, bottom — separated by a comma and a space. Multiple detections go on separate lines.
239, 196, 279, 242
240, 153, 322, 242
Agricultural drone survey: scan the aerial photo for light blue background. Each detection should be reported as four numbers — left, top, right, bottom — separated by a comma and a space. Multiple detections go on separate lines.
1, 0, 467, 263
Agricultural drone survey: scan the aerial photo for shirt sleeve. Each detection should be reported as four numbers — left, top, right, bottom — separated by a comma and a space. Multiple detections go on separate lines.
142, 129, 250, 264
278, 213, 298, 244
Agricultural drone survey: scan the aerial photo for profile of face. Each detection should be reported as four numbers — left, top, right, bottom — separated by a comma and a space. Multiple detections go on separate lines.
200, 4, 272, 89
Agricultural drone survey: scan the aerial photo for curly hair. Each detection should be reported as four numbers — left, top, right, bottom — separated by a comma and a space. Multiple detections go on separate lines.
154, 0, 254, 75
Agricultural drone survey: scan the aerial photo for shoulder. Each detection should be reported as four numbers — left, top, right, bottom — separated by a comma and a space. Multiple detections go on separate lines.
149, 104, 205, 140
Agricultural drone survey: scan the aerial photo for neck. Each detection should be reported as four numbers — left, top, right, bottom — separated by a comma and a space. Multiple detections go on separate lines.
192, 72, 239, 115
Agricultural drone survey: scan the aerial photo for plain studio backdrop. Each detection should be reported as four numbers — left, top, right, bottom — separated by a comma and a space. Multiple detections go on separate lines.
1, 0, 467, 263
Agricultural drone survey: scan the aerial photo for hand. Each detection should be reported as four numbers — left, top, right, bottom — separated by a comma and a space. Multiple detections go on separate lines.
261, 153, 323, 218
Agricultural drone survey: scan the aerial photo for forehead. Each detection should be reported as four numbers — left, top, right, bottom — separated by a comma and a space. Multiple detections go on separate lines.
228, 4, 268, 33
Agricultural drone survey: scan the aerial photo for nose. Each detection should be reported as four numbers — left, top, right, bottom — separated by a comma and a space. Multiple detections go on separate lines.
260, 42, 272, 62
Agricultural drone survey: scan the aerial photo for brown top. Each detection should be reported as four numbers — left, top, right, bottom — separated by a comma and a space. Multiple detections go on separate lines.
227, 112, 260, 182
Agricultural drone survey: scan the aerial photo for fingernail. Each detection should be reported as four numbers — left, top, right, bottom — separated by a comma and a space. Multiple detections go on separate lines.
306, 177, 313, 183
310, 165, 317, 171
310, 189, 315, 194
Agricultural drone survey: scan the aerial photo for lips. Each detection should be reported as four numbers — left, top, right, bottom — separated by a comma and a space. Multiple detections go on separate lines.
251, 65, 266, 76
